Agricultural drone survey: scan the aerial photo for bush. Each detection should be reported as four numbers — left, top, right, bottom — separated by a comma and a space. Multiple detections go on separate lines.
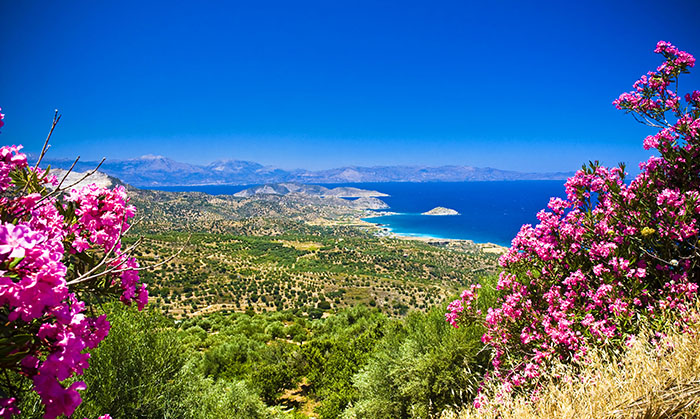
445, 310, 700, 418
72, 304, 188, 418
300, 305, 387, 418
346, 287, 494, 419
447, 40, 700, 400
0, 111, 148, 418
179, 376, 268, 419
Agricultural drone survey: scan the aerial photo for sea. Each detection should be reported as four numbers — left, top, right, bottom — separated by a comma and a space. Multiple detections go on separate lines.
147, 181, 567, 247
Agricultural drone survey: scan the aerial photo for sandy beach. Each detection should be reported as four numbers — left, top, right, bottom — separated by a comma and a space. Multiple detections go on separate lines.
357, 216, 508, 254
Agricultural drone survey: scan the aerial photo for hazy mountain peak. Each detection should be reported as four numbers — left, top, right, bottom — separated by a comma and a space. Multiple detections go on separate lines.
138, 154, 166, 160
40, 155, 574, 187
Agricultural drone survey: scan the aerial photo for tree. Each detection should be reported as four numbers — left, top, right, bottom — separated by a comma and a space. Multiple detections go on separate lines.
346, 304, 491, 418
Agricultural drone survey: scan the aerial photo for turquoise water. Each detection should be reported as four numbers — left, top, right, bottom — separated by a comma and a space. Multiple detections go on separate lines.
354, 181, 565, 246
147, 181, 566, 247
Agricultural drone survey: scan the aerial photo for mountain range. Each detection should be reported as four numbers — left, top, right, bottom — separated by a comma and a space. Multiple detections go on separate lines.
38, 155, 574, 187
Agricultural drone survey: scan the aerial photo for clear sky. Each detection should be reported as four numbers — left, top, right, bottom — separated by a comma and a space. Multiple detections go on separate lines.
1, 0, 699, 172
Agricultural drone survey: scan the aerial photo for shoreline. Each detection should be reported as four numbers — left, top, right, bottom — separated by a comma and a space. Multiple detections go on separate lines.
356, 215, 508, 254
139, 183, 511, 254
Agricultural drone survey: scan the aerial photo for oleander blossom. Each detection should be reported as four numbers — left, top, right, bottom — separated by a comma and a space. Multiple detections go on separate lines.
448, 41, 700, 405
0, 145, 27, 192
65, 183, 147, 309
0, 398, 19, 418
445, 283, 481, 328
0, 110, 147, 418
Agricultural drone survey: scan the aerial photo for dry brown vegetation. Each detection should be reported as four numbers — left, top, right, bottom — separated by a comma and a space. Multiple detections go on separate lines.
442, 317, 700, 419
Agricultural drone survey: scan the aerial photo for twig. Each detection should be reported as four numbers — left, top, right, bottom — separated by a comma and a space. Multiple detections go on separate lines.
13, 158, 106, 220
67, 235, 191, 286
54, 156, 81, 191
32, 110, 60, 171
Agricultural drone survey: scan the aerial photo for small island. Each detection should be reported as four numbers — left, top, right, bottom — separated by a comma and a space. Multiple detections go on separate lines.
421, 206, 460, 216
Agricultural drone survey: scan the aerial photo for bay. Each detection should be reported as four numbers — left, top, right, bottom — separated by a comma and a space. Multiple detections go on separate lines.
355, 181, 565, 246
147, 181, 566, 247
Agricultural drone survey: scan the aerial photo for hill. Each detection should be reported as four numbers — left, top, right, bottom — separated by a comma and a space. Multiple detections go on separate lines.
232, 183, 388, 198
39, 155, 574, 187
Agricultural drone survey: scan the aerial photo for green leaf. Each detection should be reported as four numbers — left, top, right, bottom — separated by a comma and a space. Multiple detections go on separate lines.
8, 255, 24, 270
0, 334, 34, 357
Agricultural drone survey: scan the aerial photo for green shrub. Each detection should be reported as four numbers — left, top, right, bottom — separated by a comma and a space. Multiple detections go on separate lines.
344, 279, 496, 418
73, 304, 189, 418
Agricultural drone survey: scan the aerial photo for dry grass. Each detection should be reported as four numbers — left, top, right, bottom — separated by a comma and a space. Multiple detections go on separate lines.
442, 319, 700, 419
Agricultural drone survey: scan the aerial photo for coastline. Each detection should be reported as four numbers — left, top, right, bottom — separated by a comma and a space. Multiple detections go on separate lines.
356, 215, 508, 254
141, 182, 523, 254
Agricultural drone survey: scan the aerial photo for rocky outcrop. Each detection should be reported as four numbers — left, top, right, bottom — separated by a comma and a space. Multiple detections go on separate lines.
345, 197, 389, 210
323, 187, 388, 198
421, 207, 460, 216
49, 169, 117, 190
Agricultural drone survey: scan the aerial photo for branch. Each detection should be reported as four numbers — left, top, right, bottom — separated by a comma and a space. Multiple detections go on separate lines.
54, 156, 81, 191
32, 110, 60, 171
66, 214, 141, 285
13, 158, 106, 220
67, 235, 190, 286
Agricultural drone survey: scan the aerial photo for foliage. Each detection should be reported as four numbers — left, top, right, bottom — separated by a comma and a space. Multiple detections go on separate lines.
0, 113, 147, 418
447, 41, 700, 403
250, 342, 299, 404
71, 303, 187, 418
4, 288, 502, 419
132, 230, 497, 318
344, 293, 494, 419
178, 377, 269, 419
298, 305, 387, 418
69, 303, 271, 419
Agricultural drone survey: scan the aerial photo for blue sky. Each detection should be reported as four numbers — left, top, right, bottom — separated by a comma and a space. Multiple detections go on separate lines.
1, 0, 699, 172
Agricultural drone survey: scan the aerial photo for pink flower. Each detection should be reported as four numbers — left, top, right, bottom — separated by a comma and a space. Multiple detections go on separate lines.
445, 299, 464, 328
0, 140, 146, 418
0, 398, 19, 419
33, 375, 86, 419
136, 284, 149, 311
0, 223, 40, 261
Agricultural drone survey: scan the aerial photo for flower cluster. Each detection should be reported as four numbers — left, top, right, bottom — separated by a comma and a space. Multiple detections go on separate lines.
445, 283, 481, 328
0, 115, 146, 418
448, 41, 700, 403
613, 40, 695, 120
65, 184, 147, 310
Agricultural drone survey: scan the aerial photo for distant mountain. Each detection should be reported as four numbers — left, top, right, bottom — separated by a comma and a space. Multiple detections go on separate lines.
233, 183, 389, 198
38, 155, 573, 187
294, 165, 572, 183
